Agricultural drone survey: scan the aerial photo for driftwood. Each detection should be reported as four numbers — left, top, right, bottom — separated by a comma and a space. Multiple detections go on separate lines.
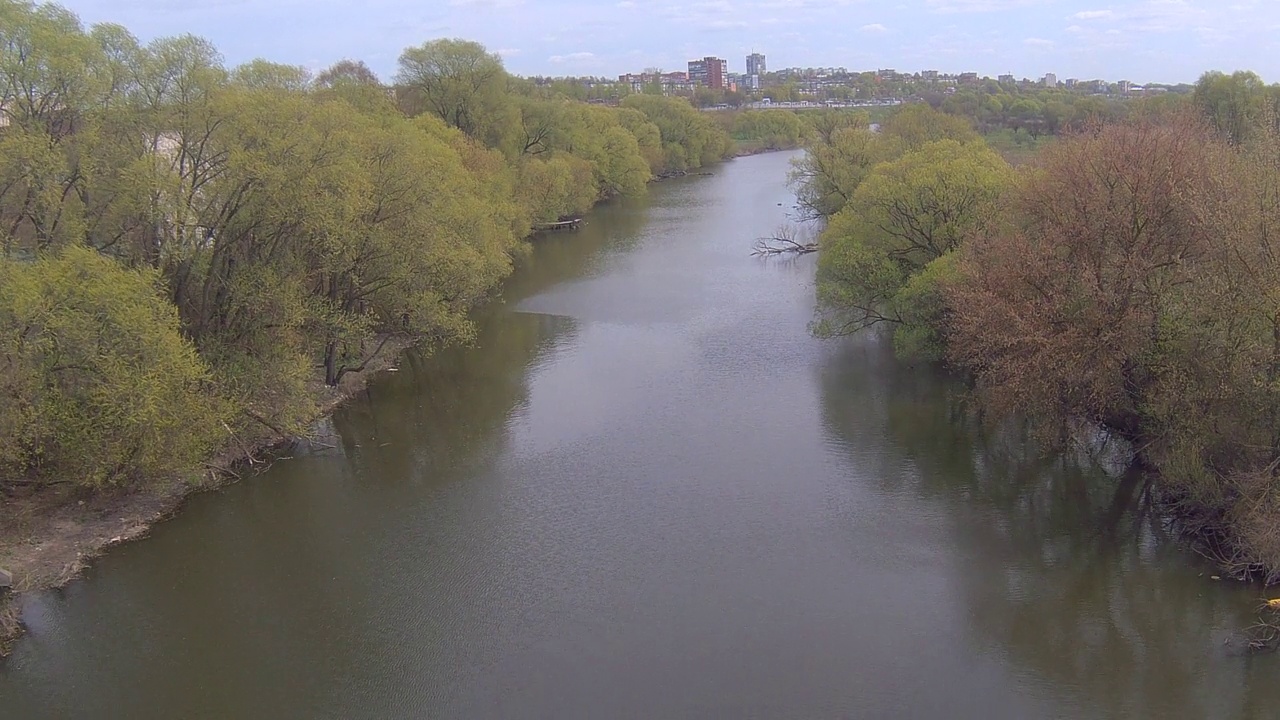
751, 224, 818, 256
534, 218, 582, 232
653, 170, 714, 182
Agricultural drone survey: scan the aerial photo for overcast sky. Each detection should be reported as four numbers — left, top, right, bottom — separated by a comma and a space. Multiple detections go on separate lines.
55, 0, 1280, 85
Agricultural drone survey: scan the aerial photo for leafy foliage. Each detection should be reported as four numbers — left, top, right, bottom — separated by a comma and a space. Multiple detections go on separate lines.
0, 2, 682, 492
814, 139, 1012, 356
620, 94, 734, 173
0, 247, 224, 487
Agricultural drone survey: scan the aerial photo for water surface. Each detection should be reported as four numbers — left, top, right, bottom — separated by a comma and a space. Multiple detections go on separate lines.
2, 150, 1276, 719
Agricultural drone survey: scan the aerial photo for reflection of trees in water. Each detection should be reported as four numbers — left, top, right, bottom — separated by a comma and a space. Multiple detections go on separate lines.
818, 338, 1279, 720
326, 194, 656, 482
332, 311, 578, 483
501, 193, 652, 305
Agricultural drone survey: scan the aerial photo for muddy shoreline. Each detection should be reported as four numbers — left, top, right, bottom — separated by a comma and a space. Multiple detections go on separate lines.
0, 337, 414, 657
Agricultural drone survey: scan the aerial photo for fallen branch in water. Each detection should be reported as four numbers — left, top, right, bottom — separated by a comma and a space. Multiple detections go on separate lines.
751, 224, 817, 256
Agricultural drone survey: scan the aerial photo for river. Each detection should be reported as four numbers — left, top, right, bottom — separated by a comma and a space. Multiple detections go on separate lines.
2, 150, 1278, 719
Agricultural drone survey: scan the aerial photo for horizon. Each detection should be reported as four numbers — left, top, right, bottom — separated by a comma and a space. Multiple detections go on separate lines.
48, 1, 1280, 87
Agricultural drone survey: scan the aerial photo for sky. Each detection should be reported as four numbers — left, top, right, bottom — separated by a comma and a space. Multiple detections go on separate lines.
53, 0, 1280, 85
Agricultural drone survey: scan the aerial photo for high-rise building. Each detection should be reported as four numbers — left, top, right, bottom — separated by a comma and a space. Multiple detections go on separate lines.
1043, 73, 1058, 87
688, 56, 728, 89
747, 53, 766, 77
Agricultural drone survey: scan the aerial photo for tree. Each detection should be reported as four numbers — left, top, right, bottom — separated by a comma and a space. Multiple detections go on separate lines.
395, 38, 514, 149
231, 59, 311, 91
814, 139, 1012, 358
0, 247, 225, 488
881, 103, 978, 150
789, 124, 892, 219
1194, 70, 1268, 144
315, 59, 380, 88
615, 107, 664, 173
733, 109, 804, 150
947, 115, 1232, 441
800, 109, 869, 144
621, 94, 733, 173
314, 59, 393, 115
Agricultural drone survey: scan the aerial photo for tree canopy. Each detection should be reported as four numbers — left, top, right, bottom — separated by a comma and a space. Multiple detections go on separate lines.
0, 1, 733, 493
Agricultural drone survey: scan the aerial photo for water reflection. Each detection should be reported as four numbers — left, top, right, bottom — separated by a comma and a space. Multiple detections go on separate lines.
818, 336, 1279, 720
316, 190, 656, 483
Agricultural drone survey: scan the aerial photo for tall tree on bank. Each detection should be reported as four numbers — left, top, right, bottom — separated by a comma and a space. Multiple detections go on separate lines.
395, 38, 515, 150
815, 139, 1012, 357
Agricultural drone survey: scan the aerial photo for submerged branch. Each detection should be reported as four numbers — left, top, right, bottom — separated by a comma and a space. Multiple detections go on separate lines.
751, 224, 818, 256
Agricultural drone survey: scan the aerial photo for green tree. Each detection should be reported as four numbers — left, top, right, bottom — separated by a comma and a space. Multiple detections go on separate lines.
815, 139, 1013, 358
0, 247, 225, 488
231, 59, 311, 91
1193, 70, 1268, 144
395, 38, 515, 150
732, 109, 804, 150
314, 59, 395, 116
881, 103, 979, 150
790, 124, 892, 219
621, 94, 733, 173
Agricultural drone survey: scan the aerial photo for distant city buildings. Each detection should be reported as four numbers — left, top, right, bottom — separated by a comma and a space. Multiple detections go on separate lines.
688, 56, 727, 89
617, 71, 691, 94
609, 51, 1177, 107
745, 52, 766, 90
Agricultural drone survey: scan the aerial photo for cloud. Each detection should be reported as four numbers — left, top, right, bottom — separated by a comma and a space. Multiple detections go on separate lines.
704, 18, 748, 29
753, 0, 862, 7
1073, 9, 1114, 19
548, 51, 596, 63
616, 0, 635, 6
861, 23, 888, 33
1024, 37, 1054, 47
495, 48, 522, 57
925, 0, 1049, 12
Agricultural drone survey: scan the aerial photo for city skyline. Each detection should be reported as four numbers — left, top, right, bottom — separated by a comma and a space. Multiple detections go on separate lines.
52, 0, 1280, 86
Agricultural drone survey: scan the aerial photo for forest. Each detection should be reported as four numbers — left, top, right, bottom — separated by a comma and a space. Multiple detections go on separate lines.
806, 73, 1280, 579
0, 1, 742, 495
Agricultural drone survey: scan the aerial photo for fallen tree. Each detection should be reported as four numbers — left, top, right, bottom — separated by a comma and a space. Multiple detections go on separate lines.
751, 224, 818, 256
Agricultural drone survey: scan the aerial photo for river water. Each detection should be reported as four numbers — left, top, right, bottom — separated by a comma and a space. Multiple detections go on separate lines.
2, 150, 1279, 719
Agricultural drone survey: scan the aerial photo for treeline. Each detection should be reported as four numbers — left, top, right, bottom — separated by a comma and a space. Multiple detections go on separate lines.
0, 1, 734, 491
925, 84, 1129, 136
925, 70, 1280, 140
807, 75, 1280, 577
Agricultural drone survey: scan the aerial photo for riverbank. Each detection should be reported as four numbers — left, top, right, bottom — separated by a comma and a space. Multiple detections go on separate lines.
0, 149, 753, 659
0, 336, 414, 657
732, 142, 803, 158
7, 147, 1276, 718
